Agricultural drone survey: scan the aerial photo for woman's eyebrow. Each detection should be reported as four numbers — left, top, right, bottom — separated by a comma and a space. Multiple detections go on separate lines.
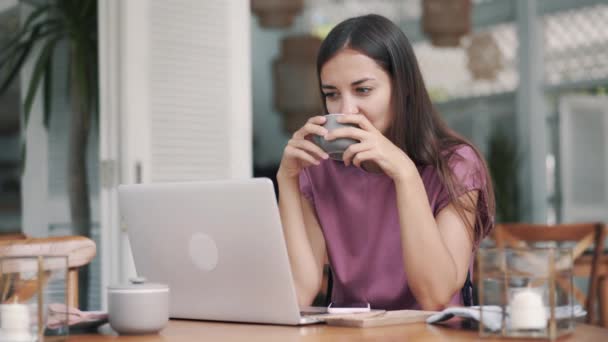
351, 77, 375, 85
321, 78, 376, 89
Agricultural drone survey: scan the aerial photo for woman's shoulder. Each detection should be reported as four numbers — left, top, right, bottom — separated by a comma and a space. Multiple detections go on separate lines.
445, 144, 486, 186
444, 144, 483, 171
448, 144, 480, 164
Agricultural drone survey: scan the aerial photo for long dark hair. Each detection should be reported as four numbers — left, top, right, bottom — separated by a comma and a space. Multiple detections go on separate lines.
316, 14, 495, 244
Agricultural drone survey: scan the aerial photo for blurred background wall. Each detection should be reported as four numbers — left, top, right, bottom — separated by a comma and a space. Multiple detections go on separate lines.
251, 0, 608, 227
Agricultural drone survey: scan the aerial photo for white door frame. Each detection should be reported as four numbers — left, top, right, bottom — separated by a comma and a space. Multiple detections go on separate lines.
98, 0, 121, 311
98, 0, 143, 310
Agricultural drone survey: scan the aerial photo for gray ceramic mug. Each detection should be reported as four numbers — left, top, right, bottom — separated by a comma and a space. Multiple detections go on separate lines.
312, 114, 359, 161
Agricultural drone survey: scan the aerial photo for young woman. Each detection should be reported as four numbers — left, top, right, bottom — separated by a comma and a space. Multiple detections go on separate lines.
277, 14, 495, 311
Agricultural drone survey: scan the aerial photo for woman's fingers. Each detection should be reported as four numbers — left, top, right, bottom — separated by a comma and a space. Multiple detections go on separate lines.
281, 115, 330, 172
285, 145, 321, 166
307, 115, 327, 125
342, 142, 371, 166
335, 114, 376, 131
352, 150, 374, 169
325, 126, 367, 141
288, 138, 329, 160
293, 121, 328, 140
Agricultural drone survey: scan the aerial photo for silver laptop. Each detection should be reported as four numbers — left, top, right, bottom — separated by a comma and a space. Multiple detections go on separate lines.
118, 178, 322, 325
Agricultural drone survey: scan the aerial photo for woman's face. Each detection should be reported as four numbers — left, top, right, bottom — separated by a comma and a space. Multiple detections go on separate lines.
320, 48, 395, 134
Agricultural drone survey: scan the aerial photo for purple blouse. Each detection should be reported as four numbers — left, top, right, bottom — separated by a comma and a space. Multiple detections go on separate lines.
299, 145, 490, 310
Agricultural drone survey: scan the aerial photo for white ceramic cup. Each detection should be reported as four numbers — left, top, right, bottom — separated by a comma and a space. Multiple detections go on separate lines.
107, 277, 169, 335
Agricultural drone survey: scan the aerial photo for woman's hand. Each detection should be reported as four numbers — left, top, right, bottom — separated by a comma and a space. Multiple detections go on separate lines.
278, 116, 330, 179
325, 114, 416, 181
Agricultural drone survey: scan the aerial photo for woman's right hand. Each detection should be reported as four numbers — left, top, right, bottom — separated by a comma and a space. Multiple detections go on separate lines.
278, 116, 330, 179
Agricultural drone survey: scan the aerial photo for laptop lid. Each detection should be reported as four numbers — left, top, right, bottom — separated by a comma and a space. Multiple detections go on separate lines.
118, 178, 304, 325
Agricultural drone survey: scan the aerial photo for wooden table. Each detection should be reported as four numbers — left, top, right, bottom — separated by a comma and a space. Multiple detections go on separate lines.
70, 320, 608, 341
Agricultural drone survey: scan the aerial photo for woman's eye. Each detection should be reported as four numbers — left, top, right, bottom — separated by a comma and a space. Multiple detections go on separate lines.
323, 92, 338, 99
356, 87, 372, 94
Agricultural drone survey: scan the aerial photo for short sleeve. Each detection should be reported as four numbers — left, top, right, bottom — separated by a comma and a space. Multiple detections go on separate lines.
299, 169, 315, 204
435, 145, 487, 215
436, 146, 494, 242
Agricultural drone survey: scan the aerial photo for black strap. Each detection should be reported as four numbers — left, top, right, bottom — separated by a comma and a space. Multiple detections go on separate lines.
461, 271, 474, 306
325, 266, 333, 306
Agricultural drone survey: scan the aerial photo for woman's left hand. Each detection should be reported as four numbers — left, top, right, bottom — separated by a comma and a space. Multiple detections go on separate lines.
325, 114, 416, 181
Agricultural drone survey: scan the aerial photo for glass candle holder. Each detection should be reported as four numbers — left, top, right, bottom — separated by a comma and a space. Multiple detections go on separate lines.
0, 256, 69, 341
477, 247, 575, 340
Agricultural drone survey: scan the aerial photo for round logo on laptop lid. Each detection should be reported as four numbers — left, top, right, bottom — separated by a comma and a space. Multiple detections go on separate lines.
188, 233, 219, 271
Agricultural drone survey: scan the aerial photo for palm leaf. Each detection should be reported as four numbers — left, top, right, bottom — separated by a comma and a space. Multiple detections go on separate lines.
0, 26, 59, 67
23, 36, 61, 126
22, 4, 53, 28
72, 41, 90, 115
89, 40, 99, 125
82, 43, 96, 114
19, 143, 26, 176
57, 0, 81, 28
43, 46, 54, 129
79, 0, 93, 20
0, 21, 61, 94
0, 4, 53, 52
0, 19, 62, 62
0, 39, 35, 94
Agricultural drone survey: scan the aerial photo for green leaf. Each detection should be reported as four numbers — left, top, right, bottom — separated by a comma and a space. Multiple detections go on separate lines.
0, 4, 52, 51
0, 19, 62, 60
73, 42, 89, 113
82, 43, 95, 111
90, 44, 99, 125
19, 143, 26, 177
79, 0, 93, 20
23, 37, 60, 126
0, 23, 63, 95
21, 4, 53, 31
58, 0, 81, 28
0, 25, 62, 69
0, 39, 35, 95
1, 37, 26, 64
43, 44, 54, 129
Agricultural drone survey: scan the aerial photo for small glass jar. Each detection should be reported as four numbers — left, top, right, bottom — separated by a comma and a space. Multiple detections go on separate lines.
477, 247, 575, 340
0, 255, 70, 341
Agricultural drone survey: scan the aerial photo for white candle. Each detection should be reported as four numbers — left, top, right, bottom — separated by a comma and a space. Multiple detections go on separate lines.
509, 288, 547, 330
0, 304, 34, 341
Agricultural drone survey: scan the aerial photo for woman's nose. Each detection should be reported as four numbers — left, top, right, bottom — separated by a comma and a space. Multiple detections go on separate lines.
340, 97, 358, 115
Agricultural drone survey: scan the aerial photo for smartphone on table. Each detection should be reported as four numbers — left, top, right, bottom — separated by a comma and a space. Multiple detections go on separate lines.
327, 302, 371, 314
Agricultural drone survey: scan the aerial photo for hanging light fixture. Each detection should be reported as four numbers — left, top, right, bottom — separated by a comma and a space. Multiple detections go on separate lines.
466, 31, 503, 81
251, 0, 304, 29
422, 0, 472, 47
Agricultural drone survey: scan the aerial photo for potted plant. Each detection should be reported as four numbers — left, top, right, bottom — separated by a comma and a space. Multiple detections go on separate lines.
0, 0, 98, 309
486, 123, 520, 223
